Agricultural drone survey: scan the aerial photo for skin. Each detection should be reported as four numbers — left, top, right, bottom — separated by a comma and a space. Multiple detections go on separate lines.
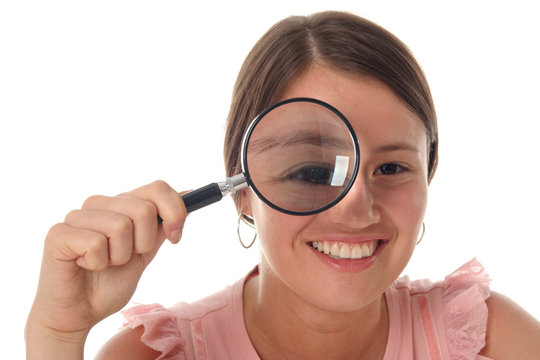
25, 181, 187, 359
241, 65, 429, 359
26, 66, 540, 359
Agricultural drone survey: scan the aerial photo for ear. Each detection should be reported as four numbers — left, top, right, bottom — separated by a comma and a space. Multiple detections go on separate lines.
235, 190, 256, 227
235, 189, 253, 217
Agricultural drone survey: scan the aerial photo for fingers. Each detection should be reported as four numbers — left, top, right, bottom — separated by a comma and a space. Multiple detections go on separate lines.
123, 180, 188, 243
80, 196, 160, 254
64, 209, 134, 266
34, 180, 186, 339
83, 180, 187, 246
52, 180, 187, 271
46, 222, 110, 271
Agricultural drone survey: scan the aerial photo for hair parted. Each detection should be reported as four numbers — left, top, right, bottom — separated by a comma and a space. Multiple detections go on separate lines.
224, 11, 438, 211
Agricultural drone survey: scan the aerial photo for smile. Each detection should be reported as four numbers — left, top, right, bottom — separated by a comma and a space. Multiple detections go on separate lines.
310, 240, 380, 260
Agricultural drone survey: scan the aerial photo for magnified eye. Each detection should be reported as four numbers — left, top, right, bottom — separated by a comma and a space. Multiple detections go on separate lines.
287, 163, 334, 184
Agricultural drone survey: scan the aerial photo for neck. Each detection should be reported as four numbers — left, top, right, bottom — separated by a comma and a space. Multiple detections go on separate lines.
244, 264, 389, 360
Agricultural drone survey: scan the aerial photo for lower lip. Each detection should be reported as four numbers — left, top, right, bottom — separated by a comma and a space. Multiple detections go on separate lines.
308, 241, 386, 273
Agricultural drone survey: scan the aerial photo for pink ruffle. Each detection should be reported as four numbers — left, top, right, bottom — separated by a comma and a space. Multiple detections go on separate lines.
443, 258, 491, 360
122, 303, 185, 360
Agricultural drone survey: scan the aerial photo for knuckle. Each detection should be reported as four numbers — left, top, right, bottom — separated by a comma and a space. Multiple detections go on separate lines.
109, 216, 132, 237
85, 236, 108, 269
132, 200, 157, 221
88, 233, 107, 252
63, 231, 107, 271
46, 222, 68, 241
135, 236, 158, 254
150, 180, 171, 193
82, 194, 105, 209
63, 209, 81, 223
48, 222, 65, 235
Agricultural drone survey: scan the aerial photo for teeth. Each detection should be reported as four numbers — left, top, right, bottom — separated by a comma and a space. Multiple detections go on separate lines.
362, 243, 370, 256
310, 240, 379, 260
351, 244, 362, 259
323, 241, 331, 255
339, 244, 351, 258
330, 243, 340, 256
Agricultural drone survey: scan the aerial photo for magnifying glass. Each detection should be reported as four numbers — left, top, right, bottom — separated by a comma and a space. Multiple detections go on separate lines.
179, 97, 359, 216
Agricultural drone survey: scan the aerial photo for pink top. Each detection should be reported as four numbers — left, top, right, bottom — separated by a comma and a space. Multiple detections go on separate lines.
123, 258, 492, 360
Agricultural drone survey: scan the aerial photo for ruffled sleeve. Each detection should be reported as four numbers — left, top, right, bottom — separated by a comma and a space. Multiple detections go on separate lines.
122, 303, 186, 360
443, 258, 491, 360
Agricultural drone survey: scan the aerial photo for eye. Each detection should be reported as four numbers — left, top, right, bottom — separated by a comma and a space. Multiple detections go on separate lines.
287, 163, 334, 184
375, 163, 408, 176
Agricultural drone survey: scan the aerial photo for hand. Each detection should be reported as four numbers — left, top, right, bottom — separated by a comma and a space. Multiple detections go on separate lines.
26, 180, 187, 355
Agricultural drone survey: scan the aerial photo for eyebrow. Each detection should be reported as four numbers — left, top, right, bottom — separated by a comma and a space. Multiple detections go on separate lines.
374, 142, 420, 154
248, 131, 353, 154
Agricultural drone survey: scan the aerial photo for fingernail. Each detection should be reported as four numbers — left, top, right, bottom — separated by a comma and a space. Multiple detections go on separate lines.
169, 229, 182, 244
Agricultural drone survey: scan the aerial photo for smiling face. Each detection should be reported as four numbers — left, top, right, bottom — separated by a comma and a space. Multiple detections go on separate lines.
243, 65, 429, 312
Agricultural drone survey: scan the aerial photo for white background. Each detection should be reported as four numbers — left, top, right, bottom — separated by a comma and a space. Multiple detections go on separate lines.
1, 1, 538, 358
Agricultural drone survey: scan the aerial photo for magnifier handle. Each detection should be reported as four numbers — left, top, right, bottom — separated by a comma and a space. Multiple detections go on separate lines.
157, 183, 222, 224
157, 175, 247, 223
181, 182, 223, 213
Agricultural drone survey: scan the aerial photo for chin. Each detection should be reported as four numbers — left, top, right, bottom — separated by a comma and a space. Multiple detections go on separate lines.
285, 269, 391, 313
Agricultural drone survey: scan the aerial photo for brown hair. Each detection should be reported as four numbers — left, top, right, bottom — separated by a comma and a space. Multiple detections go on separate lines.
224, 11, 438, 211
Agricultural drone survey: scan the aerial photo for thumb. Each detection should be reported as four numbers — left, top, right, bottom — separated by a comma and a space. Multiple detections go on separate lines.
160, 190, 191, 244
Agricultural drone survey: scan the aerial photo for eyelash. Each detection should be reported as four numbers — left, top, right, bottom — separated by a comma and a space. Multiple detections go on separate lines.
374, 163, 409, 176
286, 163, 334, 185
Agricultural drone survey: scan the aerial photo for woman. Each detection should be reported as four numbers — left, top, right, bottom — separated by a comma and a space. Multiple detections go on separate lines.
26, 11, 539, 359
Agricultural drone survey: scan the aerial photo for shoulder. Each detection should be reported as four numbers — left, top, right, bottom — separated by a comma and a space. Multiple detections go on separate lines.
389, 259, 491, 359
95, 272, 252, 360
95, 326, 161, 360
480, 291, 540, 359
95, 277, 246, 360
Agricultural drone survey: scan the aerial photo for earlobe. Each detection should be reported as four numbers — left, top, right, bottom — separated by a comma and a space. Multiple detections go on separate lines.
236, 190, 253, 217
236, 190, 256, 229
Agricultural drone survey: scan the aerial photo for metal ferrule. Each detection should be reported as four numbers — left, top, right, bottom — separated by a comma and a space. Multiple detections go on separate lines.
218, 173, 248, 196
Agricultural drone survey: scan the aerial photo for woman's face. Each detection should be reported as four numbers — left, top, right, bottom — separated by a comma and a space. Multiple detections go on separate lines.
243, 65, 429, 312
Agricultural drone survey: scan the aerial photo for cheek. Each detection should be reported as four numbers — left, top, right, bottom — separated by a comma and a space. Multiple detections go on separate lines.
377, 181, 428, 237
253, 207, 284, 246
250, 195, 314, 266
249, 194, 304, 247
372, 180, 428, 286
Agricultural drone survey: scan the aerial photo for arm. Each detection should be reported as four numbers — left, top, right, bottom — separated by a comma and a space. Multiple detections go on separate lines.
94, 326, 161, 360
480, 291, 540, 359
25, 323, 161, 360
24, 321, 87, 360
25, 181, 187, 359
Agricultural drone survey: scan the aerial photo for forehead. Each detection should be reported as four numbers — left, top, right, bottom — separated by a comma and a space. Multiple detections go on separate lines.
279, 66, 427, 153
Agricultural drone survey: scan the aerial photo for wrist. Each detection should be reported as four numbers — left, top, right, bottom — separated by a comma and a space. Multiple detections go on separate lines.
25, 316, 89, 360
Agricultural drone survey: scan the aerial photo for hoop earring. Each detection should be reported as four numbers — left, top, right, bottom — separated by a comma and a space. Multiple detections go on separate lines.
416, 223, 426, 245
237, 214, 257, 249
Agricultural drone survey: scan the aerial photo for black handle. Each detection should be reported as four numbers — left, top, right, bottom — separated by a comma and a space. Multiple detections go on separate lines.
181, 182, 223, 213
157, 182, 223, 224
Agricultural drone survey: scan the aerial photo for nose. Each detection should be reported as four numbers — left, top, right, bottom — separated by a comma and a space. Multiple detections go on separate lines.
327, 174, 381, 228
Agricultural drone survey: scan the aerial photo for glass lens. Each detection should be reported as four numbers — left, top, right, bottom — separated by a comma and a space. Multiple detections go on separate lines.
244, 99, 358, 214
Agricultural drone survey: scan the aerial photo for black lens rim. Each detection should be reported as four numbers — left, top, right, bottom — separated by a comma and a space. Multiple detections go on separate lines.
240, 97, 360, 216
